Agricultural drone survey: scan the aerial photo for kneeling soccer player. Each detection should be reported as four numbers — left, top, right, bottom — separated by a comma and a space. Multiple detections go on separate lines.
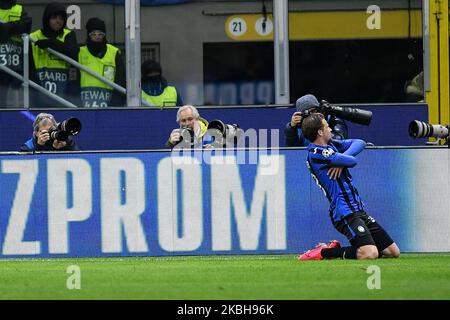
298, 113, 400, 260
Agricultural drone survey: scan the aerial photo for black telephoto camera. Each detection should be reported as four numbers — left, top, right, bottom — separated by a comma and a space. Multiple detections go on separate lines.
316, 100, 373, 126
46, 117, 82, 145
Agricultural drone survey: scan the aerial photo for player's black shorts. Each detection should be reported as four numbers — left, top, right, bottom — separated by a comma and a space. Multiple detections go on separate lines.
332, 211, 394, 252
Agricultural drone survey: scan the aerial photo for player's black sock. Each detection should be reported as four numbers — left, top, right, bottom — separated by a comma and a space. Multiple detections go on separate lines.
321, 247, 344, 258
342, 246, 357, 259
321, 246, 357, 259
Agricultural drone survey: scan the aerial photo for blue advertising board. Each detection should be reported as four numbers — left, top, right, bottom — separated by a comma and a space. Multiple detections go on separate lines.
1, 147, 443, 259
0, 104, 429, 152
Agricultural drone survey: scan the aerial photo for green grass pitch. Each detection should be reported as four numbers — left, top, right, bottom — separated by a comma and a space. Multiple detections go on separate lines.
0, 253, 449, 300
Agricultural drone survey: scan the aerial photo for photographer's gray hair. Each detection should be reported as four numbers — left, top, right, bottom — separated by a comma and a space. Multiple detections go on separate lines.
176, 105, 200, 123
33, 113, 57, 132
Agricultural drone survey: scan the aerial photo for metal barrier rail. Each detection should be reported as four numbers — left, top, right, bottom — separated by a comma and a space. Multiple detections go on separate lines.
1, 33, 153, 108
0, 54, 77, 108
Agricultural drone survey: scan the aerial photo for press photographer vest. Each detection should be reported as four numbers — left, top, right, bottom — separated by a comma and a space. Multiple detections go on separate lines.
141, 86, 177, 107
79, 44, 119, 107
30, 28, 71, 96
0, 5, 23, 70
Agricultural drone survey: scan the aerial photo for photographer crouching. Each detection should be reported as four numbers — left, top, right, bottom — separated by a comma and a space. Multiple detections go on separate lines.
284, 94, 372, 147
285, 94, 348, 147
20, 113, 81, 152
167, 105, 242, 149
167, 105, 209, 149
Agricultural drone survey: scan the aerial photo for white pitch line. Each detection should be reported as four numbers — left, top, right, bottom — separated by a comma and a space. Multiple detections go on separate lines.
0, 255, 291, 263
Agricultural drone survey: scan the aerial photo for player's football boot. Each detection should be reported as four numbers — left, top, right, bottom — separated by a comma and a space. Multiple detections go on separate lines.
297, 242, 328, 260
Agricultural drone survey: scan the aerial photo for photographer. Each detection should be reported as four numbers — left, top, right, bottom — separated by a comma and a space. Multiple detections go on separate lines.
166, 105, 209, 149
20, 113, 79, 152
284, 94, 348, 147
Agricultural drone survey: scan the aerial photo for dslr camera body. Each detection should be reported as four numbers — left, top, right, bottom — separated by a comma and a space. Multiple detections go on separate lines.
46, 117, 82, 146
178, 126, 195, 147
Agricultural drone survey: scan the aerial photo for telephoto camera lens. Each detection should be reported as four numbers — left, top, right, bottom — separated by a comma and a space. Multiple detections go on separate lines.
409, 120, 450, 139
47, 117, 82, 144
59, 118, 82, 136
49, 129, 69, 141
207, 120, 242, 147
319, 100, 372, 126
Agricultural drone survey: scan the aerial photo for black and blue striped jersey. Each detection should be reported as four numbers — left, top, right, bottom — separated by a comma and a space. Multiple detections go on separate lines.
306, 139, 366, 222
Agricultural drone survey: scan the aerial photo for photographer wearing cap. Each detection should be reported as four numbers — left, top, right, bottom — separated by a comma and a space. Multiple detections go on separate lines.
20, 113, 80, 152
166, 105, 209, 149
284, 94, 348, 147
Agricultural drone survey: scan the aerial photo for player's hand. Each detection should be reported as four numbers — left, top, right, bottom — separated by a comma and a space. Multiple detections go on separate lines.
169, 129, 181, 144
327, 167, 343, 180
36, 129, 50, 146
52, 139, 67, 149
290, 112, 302, 127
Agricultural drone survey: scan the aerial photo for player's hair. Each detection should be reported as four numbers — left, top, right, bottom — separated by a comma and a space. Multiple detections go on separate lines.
301, 113, 325, 142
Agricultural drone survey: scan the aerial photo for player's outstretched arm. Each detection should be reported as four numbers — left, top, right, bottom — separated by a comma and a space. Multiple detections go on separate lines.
333, 139, 366, 156
329, 153, 357, 168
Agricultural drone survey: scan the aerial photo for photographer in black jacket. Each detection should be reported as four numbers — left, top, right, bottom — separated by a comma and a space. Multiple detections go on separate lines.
284, 94, 348, 147
20, 113, 79, 152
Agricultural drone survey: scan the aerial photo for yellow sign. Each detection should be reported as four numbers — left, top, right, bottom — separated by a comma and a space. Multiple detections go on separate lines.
225, 10, 422, 41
